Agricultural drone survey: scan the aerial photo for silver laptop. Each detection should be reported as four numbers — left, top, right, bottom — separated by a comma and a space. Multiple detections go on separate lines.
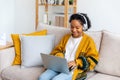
40, 53, 70, 74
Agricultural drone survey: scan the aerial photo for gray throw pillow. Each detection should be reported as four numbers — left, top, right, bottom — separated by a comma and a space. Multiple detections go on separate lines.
20, 35, 55, 68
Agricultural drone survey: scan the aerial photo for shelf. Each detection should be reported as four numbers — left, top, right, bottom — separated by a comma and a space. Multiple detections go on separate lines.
0, 42, 13, 50
35, 0, 77, 29
38, 4, 76, 7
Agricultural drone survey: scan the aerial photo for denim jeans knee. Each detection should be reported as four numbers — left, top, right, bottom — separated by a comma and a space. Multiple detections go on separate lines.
52, 73, 72, 80
39, 69, 58, 80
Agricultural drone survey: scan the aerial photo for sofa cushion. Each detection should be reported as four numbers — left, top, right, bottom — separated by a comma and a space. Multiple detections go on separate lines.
86, 71, 97, 79
85, 31, 102, 51
0, 47, 15, 71
95, 31, 120, 77
37, 23, 102, 52
20, 35, 55, 68
0, 77, 2, 80
37, 23, 71, 46
88, 73, 120, 80
1, 65, 44, 80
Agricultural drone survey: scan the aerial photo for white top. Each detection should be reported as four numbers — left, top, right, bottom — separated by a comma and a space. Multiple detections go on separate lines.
65, 36, 82, 62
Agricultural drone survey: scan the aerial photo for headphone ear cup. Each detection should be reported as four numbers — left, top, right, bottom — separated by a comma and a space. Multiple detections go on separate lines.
83, 24, 87, 31
78, 13, 88, 31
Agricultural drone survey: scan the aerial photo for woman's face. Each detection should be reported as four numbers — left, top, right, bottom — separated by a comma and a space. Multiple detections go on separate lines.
70, 20, 83, 38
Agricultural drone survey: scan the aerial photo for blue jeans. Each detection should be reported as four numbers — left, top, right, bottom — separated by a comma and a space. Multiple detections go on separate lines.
39, 69, 72, 80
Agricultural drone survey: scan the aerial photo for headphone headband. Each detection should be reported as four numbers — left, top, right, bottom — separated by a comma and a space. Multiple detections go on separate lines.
79, 13, 88, 31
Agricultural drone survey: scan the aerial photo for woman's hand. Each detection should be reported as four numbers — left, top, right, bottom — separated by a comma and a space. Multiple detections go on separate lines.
68, 61, 76, 68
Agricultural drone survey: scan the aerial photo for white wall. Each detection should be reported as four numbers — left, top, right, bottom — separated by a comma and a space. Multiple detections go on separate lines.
0, 0, 35, 41
77, 0, 120, 33
14, 0, 35, 33
0, 0, 15, 40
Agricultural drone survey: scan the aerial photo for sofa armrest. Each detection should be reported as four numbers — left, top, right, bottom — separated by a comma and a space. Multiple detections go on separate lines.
0, 47, 15, 71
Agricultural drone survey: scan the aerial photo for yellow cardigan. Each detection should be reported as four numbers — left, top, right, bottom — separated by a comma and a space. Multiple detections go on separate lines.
50, 32, 99, 80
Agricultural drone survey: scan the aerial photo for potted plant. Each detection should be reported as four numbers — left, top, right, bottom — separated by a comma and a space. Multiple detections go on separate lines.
69, 0, 73, 5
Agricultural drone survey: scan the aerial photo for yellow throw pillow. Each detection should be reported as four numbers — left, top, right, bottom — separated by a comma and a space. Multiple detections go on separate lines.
11, 29, 47, 65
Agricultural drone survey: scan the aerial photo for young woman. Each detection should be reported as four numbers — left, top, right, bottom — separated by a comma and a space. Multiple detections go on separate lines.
39, 13, 99, 80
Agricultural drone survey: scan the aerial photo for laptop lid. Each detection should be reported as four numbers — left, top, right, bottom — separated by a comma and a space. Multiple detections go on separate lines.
40, 53, 70, 74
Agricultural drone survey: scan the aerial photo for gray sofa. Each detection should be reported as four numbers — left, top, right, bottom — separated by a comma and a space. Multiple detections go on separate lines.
0, 23, 120, 80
